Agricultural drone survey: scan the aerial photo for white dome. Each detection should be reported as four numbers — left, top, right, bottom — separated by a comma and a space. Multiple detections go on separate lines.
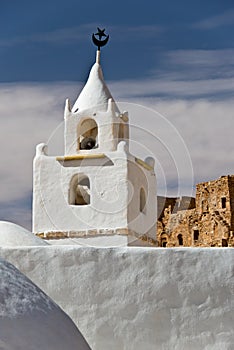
0, 258, 91, 350
0, 221, 48, 247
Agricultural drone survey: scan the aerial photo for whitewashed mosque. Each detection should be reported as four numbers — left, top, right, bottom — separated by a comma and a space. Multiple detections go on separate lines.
33, 28, 157, 247
0, 29, 232, 350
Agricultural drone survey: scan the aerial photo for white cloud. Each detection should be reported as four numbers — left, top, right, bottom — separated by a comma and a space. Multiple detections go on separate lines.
0, 82, 79, 203
110, 76, 234, 98
144, 49, 234, 94
111, 97, 234, 191
161, 49, 234, 79
109, 49, 234, 99
110, 71, 234, 192
193, 9, 234, 30
150, 99, 234, 182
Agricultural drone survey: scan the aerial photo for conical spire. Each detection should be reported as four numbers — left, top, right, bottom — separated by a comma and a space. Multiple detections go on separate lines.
72, 50, 119, 113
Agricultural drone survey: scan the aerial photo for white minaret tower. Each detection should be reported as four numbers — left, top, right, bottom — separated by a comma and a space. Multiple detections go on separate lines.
33, 29, 157, 246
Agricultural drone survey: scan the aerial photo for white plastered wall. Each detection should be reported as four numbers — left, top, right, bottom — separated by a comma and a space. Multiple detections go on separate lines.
33, 143, 129, 234
127, 155, 157, 240
33, 143, 156, 243
0, 246, 233, 350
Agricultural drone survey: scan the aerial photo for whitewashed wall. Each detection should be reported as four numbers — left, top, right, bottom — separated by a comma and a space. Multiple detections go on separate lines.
0, 246, 233, 350
33, 146, 129, 234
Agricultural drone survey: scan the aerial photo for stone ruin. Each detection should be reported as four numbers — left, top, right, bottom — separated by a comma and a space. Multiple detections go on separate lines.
157, 174, 234, 247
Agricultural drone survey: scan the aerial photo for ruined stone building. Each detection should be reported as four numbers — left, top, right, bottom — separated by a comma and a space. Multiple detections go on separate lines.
157, 175, 234, 247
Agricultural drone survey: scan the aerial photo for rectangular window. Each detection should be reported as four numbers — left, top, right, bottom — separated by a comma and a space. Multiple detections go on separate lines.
221, 197, 226, 209
193, 230, 199, 241
202, 199, 209, 212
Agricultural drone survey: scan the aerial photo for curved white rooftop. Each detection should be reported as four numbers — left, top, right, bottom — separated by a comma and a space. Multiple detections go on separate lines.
0, 221, 48, 246
72, 51, 119, 113
0, 258, 91, 349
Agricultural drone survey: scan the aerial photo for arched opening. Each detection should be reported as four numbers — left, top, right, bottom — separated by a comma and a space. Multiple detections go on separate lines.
177, 234, 183, 246
77, 118, 98, 150
222, 239, 228, 247
69, 174, 90, 205
160, 233, 168, 247
140, 187, 146, 213
161, 238, 167, 247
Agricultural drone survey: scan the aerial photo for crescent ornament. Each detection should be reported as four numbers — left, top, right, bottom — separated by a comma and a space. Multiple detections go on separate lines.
92, 28, 109, 50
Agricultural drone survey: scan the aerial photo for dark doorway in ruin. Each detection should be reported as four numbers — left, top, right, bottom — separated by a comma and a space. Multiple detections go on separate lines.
178, 234, 183, 246
194, 230, 199, 242
221, 197, 226, 209
222, 239, 228, 247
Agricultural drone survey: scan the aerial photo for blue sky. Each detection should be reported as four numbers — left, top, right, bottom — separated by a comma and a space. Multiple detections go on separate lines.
0, 0, 234, 81
0, 0, 234, 229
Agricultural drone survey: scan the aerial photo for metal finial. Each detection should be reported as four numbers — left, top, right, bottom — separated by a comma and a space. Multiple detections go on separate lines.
92, 27, 109, 51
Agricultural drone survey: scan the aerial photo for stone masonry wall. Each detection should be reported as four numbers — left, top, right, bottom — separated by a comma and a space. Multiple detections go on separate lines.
158, 175, 234, 247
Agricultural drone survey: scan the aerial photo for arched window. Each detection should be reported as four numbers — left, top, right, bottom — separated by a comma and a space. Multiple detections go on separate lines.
178, 234, 183, 246
161, 239, 167, 247
69, 174, 90, 205
222, 239, 228, 247
77, 118, 98, 150
140, 187, 146, 213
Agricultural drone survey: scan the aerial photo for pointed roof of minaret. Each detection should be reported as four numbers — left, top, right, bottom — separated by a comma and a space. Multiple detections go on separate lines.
72, 50, 119, 113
